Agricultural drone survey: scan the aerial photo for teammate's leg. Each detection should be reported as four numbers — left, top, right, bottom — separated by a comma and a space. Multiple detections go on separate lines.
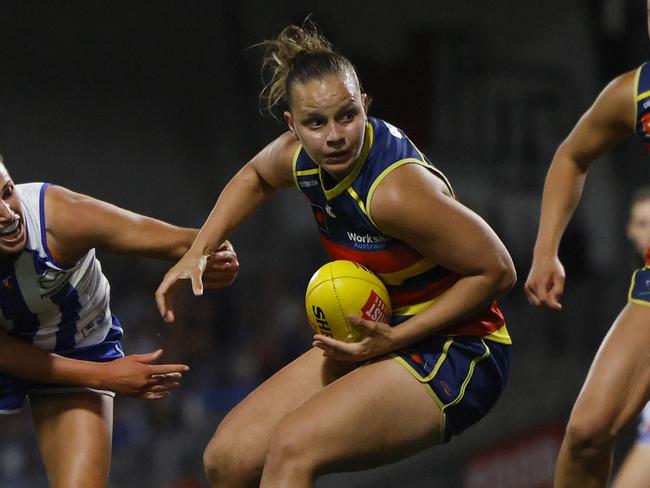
259, 357, 442, 488
30, 392, 113, 488
611, 443, 650, 488
203, 347, 355, 488
555, 304, 650, 488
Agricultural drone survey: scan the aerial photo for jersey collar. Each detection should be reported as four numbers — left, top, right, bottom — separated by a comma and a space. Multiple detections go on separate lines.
321, 121, 374, 200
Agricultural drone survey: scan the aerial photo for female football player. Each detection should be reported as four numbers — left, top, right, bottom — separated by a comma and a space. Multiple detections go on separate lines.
0, 157, 238, 487
525, 4, 650, 482
157, 22, 516, 488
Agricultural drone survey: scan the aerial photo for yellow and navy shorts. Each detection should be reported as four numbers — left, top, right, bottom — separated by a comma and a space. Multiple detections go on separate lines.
389, 334, 510, 443
628, 265, 650, 306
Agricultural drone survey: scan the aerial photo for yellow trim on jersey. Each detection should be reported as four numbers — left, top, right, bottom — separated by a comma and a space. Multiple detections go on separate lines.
296, 169, 319, 176
403, 135, 455, 197
346, 186, 371, 219
481, 324, 512, 345
365, 158, 428, 228
634, 64, 645, 127
365, 158, 453, 231
321, 122, 374, 200
393, 295, 442, 316
627, 267, 650, 308
377, 259, 438, 286
635, 90, 650, 102
291, 144, 304, 188
393, 297, 512, 345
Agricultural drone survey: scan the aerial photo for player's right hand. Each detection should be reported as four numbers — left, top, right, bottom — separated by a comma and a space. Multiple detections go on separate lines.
524, 254, 566, 310
99, 349, 189, 400
155, 251, 208, 323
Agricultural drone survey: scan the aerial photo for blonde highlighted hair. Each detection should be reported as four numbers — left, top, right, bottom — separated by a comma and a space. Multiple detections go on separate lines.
259, 20, 360, 116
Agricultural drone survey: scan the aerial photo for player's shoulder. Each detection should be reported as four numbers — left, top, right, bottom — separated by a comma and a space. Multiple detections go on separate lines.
585, 68, 638, 130
271, 130, 301, 159
250, 130, 300, 188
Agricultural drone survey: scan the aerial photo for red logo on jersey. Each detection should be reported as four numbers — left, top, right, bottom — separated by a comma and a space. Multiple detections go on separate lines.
360, 290, 389, 323
310, 204, 329, 233
641, 112, 650, 136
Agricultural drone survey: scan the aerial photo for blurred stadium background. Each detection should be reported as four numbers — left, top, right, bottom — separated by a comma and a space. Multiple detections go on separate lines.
1, 1, 648, 486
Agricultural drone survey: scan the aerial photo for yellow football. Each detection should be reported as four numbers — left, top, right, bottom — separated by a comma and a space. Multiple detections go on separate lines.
305, 260, 392, 342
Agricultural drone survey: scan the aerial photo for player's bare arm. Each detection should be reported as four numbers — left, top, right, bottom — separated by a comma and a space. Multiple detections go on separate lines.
44, 185, 199, 263
155, 132, 298, 321
0, 328, 188, 400
526, 70, 637, 309
372, 164, 515, 347
314, 164, 515, 361
43, 184, 238, 286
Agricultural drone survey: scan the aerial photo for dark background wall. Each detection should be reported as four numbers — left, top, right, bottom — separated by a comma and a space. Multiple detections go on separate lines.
1, 1, 649, 486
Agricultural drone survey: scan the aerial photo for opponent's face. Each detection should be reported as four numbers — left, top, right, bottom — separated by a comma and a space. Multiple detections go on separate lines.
284, 71, 368, 181
627, 198, 650, 258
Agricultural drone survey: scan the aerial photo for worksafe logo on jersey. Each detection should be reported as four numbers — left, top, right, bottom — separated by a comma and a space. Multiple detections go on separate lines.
346, 232, 389, 250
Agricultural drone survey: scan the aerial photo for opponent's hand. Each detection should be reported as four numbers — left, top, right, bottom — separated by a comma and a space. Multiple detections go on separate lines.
98, 349, 189, 400
156, 251, 208, 323
524, 254, 566, 310
312, 316, 397, 362
202, 241, 239, 290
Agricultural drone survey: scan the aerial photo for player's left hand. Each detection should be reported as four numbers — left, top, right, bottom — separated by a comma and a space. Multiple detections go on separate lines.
202, 241, 239, 289
312, 315, 397, 362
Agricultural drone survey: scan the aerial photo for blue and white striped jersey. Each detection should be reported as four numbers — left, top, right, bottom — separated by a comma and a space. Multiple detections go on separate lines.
0, 183, 117, 354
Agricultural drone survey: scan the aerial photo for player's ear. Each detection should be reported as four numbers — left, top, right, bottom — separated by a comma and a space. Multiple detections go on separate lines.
361, 93, 369, 113
284, 111, 297, 138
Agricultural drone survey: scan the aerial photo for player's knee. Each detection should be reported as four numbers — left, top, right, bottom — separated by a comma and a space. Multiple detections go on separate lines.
265, 420, 318, 475
564, 413, 618, 454
203, 431, 261, 487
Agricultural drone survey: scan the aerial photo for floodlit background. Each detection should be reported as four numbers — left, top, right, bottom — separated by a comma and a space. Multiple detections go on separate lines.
1, 1, 648, 486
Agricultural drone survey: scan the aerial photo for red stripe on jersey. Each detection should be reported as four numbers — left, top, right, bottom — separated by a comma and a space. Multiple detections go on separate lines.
389, 273, 460, 307
446, 301, 505, 337
320, 235, 421, 273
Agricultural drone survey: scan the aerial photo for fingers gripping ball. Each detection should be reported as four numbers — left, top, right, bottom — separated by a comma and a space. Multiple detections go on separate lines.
305, 260, 392, 342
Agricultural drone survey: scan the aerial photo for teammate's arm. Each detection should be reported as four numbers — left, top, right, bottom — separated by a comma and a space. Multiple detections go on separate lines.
0, 328, 188, 399
525, 70, 636, 309
155, 131, 298, 322
314, 164, 516, 361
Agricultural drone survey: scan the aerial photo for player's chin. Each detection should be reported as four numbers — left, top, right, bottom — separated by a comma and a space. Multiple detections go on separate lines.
0, 229, 26, 255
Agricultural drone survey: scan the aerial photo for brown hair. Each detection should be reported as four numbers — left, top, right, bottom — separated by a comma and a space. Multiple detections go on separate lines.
259, 21, 360, 116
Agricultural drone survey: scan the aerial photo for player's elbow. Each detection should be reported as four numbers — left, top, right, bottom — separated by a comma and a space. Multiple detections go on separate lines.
491, 254, 517, 297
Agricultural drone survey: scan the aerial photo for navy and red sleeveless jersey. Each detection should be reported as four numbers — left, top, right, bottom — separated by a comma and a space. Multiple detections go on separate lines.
293, 117, 510, 344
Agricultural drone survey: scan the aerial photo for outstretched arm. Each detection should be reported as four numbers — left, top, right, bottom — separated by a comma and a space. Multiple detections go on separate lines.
43, 185, 239, 289
0, 328, 188, 400
525, 70, 636, 309
155, 132, 298, 322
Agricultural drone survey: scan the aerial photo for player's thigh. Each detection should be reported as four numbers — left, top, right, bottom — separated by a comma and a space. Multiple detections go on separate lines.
207, 347, 355, 460
30, 392, 113, 488
268, 356, 441, 473
571, 304, 650, 432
